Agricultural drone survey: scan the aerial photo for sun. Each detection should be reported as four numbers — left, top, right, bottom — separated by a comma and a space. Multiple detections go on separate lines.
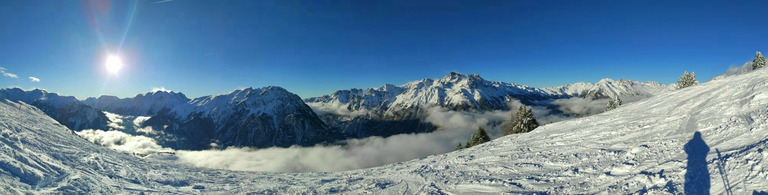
105, 55, 124, 74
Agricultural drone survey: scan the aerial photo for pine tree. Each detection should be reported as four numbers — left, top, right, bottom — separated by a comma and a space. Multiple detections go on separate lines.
465, 127, 491, 148
605, 97, 622, 111
753, 51, 766, 70
455, 142, 464, 150
677, 71, 698, 89
503, 106, 539, 136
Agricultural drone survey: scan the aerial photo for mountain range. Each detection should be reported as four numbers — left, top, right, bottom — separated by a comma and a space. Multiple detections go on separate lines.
304, 72, 670, 137
1, 65, 766, 193
0, 72, 669, 149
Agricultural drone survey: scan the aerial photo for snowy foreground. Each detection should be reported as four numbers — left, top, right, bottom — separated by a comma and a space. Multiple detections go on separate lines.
2, 70, 768, 194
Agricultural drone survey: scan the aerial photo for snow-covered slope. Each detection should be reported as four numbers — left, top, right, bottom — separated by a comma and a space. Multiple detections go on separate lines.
2, 66, 768, 193
0, 88, 108, 130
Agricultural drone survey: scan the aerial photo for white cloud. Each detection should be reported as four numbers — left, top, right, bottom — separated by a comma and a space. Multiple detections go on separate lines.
77, 129, 173, 155
151, 87, 172, 92
712, 62, 752, 81
306, 101, 372, 117
175, 129, 473, 173
103, 111, 126, 130
85, 99, 623, 173
551, 97, 610, 117
0, 67, 18, 78
28, 77, 40, 82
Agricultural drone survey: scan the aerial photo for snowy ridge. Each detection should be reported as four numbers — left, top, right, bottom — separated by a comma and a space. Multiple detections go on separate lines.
0, 88, 108, 130
305, 72, 669, 137
306, 72, 668, 119
2, 66, 768, 193
176, 86, 339, 148
542, 78, 670, 99
306, 72, 555, 120
83, 90, 190, 116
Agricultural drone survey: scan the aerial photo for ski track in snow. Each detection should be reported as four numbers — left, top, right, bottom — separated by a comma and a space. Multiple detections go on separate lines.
1, 69, 768, 193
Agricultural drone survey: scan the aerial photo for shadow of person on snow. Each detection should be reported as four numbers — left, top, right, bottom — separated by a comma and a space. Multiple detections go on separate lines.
684, 131, 710, 194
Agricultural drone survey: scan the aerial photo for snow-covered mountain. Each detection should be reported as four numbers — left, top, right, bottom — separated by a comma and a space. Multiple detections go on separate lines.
86, 87, 340, 150
82, 90, 190, 116
542, 78, 670, 99
305, 72, 668, 137
0, 88, 108, 130
2, 87, 340, 150
139, 87, 341, 149
2, 61, 768, 194
307, 72, 554, 117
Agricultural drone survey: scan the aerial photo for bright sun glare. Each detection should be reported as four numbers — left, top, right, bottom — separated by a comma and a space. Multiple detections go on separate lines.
105, 55, 124, 74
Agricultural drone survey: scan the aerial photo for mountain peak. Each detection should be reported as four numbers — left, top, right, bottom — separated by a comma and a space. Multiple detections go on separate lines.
440, 72, 484, 84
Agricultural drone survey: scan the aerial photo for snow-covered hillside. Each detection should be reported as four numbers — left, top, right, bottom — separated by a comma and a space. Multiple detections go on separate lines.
2, 66, 768, 193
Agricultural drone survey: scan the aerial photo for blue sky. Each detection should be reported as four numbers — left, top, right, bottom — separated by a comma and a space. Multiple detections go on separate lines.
0, 0, 766, 99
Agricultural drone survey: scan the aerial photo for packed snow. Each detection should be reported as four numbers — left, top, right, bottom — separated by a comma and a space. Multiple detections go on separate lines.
1, 67, 768, 193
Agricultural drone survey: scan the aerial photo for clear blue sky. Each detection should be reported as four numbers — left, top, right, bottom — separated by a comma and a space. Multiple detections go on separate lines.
1, 0, 766, 99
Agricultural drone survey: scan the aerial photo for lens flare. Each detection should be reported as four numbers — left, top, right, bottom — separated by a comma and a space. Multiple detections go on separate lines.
106, 55, 124, 74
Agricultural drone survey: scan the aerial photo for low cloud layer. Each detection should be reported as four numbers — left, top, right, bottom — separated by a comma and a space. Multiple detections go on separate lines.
28, 77, 40, 82
306, 101, 371, 117
552, 97, 609, 117
176, 126, 475, 172
77, 129, 173, 155
81, 98, 628, 173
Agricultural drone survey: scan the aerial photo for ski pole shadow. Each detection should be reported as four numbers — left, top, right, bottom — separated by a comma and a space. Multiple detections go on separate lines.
716, 148, 733, 195
684, 131, 710, 195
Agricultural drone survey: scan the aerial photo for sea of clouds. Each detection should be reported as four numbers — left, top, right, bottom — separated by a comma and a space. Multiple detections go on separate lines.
78, 97, 621, 173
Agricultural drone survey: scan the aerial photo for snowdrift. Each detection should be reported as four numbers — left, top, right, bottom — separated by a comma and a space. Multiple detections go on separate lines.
1, 67, 768, 193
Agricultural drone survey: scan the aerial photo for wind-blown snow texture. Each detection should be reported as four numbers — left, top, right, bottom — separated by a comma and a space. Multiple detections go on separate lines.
2, 68, 768, 193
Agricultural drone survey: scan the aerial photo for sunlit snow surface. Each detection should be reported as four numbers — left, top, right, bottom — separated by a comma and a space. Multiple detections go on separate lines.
2, 69, 768, 193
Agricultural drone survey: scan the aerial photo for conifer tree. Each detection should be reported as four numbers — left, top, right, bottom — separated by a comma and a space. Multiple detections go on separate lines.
465, 127, 491, 148
753, 51, 766, 70
605, 97, 622, 111
504, 106, 539, 136
677, 71, 698, 89
455, 142, 464, 150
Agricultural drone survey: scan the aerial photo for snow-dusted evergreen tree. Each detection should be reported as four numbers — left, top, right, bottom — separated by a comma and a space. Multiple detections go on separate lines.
503, 106, 539, 136
753, 51, 766, 70
455, 142, 464, 150
465, 127, 491, 148
677, 71, 698, 89
605, 97, 622, 111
